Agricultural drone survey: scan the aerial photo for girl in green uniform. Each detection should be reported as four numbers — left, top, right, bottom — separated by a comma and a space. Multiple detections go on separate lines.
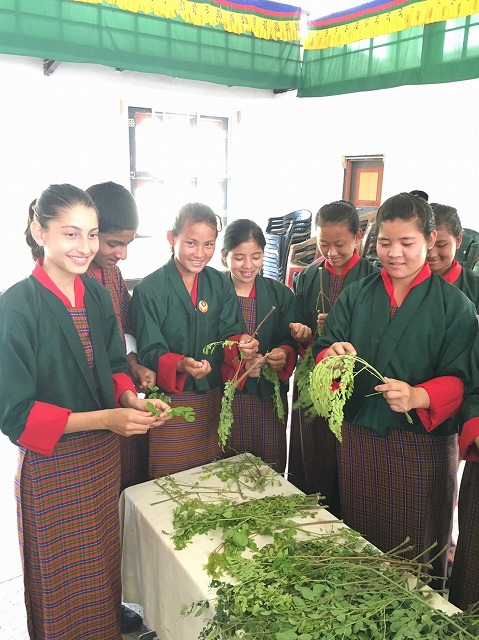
313, 192, 478, 588
221, 218, 297, 472
0, 184, 170, 639
426, 202, 479, 607
288, 200, 378, 515
427, 202, 479, 311
130, 203, 258, 477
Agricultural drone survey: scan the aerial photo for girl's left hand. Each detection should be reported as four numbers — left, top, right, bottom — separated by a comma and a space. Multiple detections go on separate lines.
238, 334, 259, 359
265, 348, 287, 371
244, 354, 264, 378
374, 377, 430, 413
120, 392, 172, 425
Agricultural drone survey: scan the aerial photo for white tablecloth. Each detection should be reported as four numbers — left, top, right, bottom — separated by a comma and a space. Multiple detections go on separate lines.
120, 453, 458, 640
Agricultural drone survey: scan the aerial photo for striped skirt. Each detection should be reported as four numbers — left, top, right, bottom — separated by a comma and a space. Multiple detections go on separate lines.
449, 462, 479, 609
16, 431, 122, 640
148, 387, 223, 478
288, 402, 341, 517
339, 423, 458, 589
224, 392, 287, 474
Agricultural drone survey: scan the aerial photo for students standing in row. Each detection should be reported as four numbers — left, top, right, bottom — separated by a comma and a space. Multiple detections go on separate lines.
312, 192, 478, 587
220, 219, 297, 472
288, 200, 378, 516
0, 184, 170, 639
130, 203, 259, 478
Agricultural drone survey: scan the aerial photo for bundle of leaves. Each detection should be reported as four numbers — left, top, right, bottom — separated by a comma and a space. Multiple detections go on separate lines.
292, 346, 319, 418
309, 354, 412, 442
204, 339, 285, 448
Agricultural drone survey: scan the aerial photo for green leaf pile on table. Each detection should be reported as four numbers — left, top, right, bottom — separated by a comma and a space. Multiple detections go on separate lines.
158, 455, 479, 640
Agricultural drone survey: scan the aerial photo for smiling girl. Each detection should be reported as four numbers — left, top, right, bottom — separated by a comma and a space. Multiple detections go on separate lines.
427, 203, 479, 311
221, 219, 297, 472
130, 203, 258, 477
288, 200, 378, 515
0, 183, 170, 639
312, 192, 478, 588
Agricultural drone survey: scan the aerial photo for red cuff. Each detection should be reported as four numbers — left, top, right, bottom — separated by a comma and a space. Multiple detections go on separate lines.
112, 372, 137, 406
459, 418, 479, 461
223, 334, 242, 367
315, 347, 329, 364
221, 356, 248, 390
156, 352, 187, 393
415, 376, 464, 432
17, 401, 71, 456
277, 345, 297, 382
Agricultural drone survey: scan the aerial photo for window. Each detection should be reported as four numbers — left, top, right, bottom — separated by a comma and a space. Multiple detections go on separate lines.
123, 107, 230, 282
129, 107, 230, 232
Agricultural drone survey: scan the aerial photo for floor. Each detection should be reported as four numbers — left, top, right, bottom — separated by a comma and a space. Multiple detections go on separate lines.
0, 435, 158, 640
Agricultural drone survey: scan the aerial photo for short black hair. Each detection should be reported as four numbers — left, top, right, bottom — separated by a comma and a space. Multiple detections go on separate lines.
86, 182, 139, 233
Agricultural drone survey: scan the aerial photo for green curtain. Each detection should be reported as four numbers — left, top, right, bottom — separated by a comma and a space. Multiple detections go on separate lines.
300, 14, 479, 97
0, 0, 301, 90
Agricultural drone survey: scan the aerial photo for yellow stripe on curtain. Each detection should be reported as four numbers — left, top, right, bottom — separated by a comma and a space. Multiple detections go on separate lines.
72, 0, 301, 41
304, 0, 479, 50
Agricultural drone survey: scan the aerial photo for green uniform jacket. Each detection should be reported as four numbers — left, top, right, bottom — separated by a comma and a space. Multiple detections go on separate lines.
453, 268, 479, 426
0, 275, 128, 445
294, 258, 379, 330
130, 258, 244, 393
235, 275, 297, 399
313, 272, 478, 436
453, 267, 479, 313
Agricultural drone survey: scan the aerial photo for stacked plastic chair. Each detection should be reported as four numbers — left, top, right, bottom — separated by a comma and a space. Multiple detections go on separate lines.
262, 209, 312, 283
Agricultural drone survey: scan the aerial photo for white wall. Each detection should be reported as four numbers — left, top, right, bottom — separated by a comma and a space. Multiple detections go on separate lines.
1, 52, 478, 290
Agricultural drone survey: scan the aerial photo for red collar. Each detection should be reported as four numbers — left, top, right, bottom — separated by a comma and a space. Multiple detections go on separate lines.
381, 262, 431, 307
442, 260, 462, 284
324, 249, 360, 277
176, 264, 199, 305
32, 259, 85, 307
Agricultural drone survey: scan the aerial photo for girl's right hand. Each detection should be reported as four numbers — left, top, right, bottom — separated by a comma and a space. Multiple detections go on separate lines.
317, 313, 328, 329
177, 357, 212, 379
324, 342, 357, 358
107, 408, 160, 436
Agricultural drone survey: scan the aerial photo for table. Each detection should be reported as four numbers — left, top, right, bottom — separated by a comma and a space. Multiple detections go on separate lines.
120, 454, 459, 640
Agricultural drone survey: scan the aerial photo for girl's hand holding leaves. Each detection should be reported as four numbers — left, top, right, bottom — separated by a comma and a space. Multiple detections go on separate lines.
146, 401, 196, 423
145, 378, 195, 423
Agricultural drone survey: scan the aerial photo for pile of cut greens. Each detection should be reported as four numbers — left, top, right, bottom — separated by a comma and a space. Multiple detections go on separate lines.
154, 455, 479, 640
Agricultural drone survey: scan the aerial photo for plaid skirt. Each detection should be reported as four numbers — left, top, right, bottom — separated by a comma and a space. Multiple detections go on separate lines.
449, 462, 479, 609
224, 392, 287, 474
119, 433, 149, 493
148, 387, 223, 478
16, 431, 122, 640
339, 422, 458, 589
